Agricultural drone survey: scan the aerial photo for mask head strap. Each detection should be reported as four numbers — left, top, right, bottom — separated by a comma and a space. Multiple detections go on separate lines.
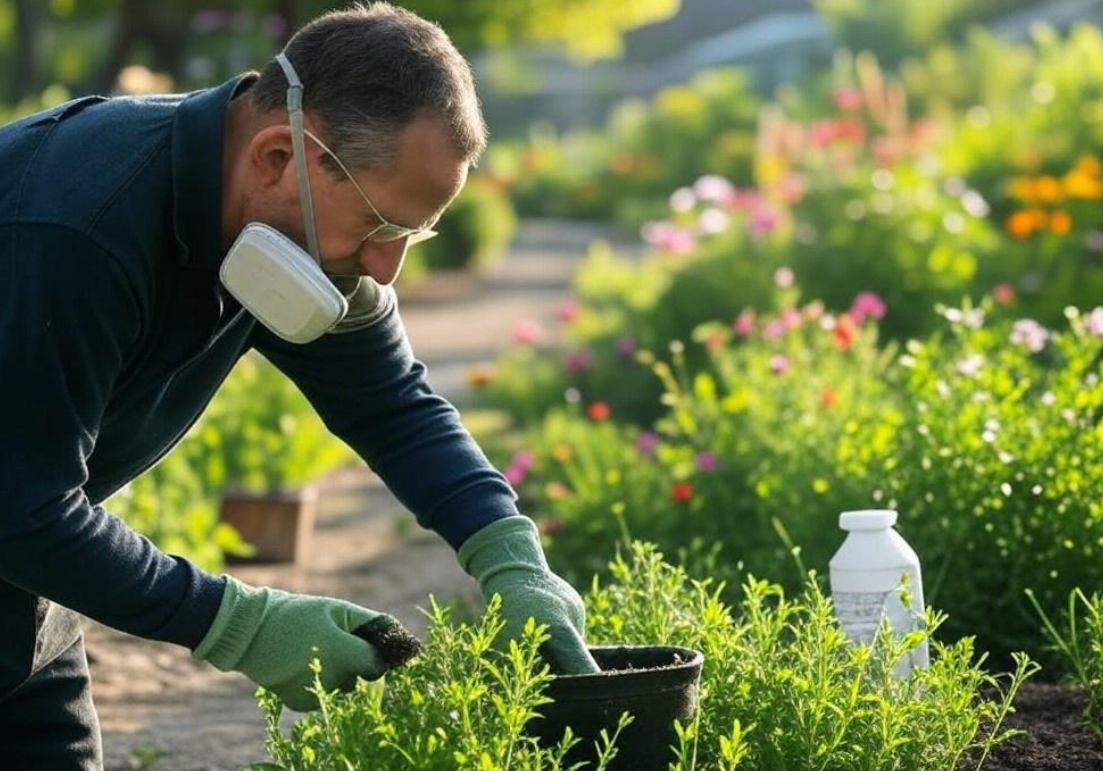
275, 52, 321, 265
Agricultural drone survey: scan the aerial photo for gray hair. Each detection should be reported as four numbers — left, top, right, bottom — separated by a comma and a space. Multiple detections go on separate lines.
250, 1, 487, 174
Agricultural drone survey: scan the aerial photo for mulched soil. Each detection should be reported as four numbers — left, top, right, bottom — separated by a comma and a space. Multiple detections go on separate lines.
981, 682, 1103, 770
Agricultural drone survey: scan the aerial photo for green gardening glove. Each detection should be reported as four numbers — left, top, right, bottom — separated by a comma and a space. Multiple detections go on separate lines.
458, 516, 601, 675
191, 576, 420, 712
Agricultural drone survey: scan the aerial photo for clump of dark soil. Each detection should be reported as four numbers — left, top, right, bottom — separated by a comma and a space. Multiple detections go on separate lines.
353, 615, 423, 670
981, 682, 1103, 770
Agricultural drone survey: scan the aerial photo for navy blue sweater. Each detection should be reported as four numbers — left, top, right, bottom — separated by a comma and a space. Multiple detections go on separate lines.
0, 75, 518, 696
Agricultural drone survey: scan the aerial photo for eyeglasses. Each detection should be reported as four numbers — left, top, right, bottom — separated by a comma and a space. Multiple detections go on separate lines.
275, 52, 437, 267
301, 127, 438, 247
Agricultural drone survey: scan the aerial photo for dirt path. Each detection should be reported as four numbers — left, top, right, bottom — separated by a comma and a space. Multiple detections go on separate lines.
87, 220, 637, 771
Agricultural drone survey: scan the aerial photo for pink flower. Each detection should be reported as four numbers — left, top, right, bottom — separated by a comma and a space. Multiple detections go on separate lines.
558, 298, 581, 324
781, 308, 803, 330
504, 464, 527, 486
511, 451, 535, 473
992, 283, 1016, 305
1084, 307, 1103, 338
642, 221, 697, 253
770, 354, 790, 374
512, 319, 545, 345
810, 120, 838, 146
774, 266, 795, 288
725, 188, 760, 212
564, 349, 592, 373
833, 86, 863, 112
764, 319, 787, 340
616, 337, 637, 358
636, 431, 659, 456
733, 308, 755, 337
849, 292, 887, 325
749, 207, 779, 236
695, 452, 718, 472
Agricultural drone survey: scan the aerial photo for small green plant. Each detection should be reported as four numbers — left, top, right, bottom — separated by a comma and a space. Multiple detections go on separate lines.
586, 542, 1038, 771
1026, 587, 1103, 740
250, 544, 1037, 771
251, 595, 624, 771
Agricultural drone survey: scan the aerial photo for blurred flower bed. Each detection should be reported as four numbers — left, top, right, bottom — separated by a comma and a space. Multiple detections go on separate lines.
472, 25, 1103, 665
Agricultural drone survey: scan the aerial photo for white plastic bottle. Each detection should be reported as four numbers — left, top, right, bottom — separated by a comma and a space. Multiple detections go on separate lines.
828, 509, 929, 676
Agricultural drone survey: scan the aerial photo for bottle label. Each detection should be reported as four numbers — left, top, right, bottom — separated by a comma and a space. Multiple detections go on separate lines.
833, 590, 893, 644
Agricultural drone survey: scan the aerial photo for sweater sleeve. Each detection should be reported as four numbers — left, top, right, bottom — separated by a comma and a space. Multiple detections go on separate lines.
0, 224, 226, 649
250, 288, 520, 550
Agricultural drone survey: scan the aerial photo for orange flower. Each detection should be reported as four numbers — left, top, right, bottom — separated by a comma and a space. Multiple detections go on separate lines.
671, 481, 695, 503
587, 401, 611, 422
1009, 176, 1037, 203
1050, 209, 1072, 235
1036, 175, 1062, 203
1006, 209, 1039, 239
834, 313, 857, 351
1075, 155, 1101, 177
821, 387, 837, 409
465, 365, 496, 388
544, 482, 571, 501
552, 443, 573, 462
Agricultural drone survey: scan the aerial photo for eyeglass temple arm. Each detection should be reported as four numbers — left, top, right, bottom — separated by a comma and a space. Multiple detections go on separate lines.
275, 53, 322, 265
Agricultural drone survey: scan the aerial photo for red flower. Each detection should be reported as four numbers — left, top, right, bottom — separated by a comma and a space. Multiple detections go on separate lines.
587, 401, 611, 422
821, 387, 837, 409
671, 481, 695, 503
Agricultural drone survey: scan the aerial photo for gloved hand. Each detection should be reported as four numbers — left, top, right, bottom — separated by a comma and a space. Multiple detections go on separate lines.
458, 516, 601, 675
191, 576, 420, 711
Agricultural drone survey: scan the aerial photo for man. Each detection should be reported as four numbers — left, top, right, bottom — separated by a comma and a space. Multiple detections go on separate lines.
0, 3, 599, 768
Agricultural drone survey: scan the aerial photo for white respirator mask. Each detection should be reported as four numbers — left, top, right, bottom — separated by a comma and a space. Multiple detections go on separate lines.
219, 52, 347, 344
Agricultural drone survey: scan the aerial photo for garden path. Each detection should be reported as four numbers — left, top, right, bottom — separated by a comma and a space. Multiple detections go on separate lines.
85, 219, 638, 771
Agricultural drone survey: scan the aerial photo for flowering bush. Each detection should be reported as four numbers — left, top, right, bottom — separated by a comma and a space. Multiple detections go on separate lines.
498, 299, 1103, 661
488, 67, 760, 226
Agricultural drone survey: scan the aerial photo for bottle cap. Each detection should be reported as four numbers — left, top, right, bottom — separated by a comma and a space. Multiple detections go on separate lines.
839, 509, 898, 531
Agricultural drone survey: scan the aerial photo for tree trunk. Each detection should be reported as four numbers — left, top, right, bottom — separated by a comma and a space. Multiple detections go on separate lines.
94, 0, 150, 94
11, 0, 43, 102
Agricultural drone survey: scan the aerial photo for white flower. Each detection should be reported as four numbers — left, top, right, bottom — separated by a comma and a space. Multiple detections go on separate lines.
956, 354, 985, 377
693, 175, 735, 202
1010, 319, 1049, 353
669, 187, 697, 213
697, 207, 731, 235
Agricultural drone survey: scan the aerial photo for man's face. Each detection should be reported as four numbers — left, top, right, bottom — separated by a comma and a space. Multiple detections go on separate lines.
252, 112, 467, 286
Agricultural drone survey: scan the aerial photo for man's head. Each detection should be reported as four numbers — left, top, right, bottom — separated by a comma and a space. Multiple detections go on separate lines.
224, 2, 486, 284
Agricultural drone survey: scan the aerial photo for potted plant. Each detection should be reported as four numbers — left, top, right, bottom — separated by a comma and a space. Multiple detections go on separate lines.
195, 353, 355, 565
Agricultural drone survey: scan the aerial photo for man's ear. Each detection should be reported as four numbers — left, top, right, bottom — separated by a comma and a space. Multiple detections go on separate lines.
249, 124, 294, 189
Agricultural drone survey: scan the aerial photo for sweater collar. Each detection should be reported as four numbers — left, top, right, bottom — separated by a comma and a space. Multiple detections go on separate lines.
171, 73, 256, 270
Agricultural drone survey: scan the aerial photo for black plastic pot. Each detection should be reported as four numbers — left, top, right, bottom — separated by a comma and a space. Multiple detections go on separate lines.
529, 645, 704, 771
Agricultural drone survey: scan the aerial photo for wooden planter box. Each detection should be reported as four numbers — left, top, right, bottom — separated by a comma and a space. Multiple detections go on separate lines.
219, 484, 318, 565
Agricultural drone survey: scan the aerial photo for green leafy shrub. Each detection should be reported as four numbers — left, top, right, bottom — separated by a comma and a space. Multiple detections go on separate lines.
249, 544, 1036, 770
185, 353, 356, 494
1027, 587, 1103, 740
251, 595, 626, 771
105, 353, 356, 567
104, 441, 253, 572
586, 543, 1037, 771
